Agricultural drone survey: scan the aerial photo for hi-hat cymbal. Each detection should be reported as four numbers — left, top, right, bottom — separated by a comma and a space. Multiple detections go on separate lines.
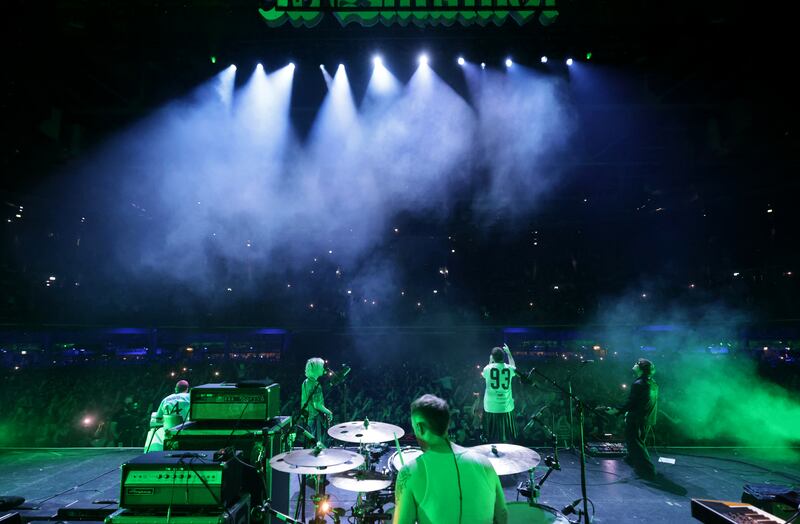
327, 420, 405, 443
269, 448, 364, 475
328, 469, 393, 492
468, 443, 541, 476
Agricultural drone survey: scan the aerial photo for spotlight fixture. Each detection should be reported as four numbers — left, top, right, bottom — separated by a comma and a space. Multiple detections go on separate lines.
480, 62, 486, 69
319, 64, 325, 69
230, 64, 237, 71
418, 53, 429, 65
256, 63, 263, 70
373, 55, 383, 67
505, 58, 513, 68
457, 56, 465, 66
566, 58, 574, 66
288, 62, 296, 69
540, 56, 548, 64
338, 63, 344, 69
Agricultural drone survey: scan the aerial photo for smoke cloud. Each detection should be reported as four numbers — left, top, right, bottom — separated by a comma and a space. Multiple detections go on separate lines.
65, 63, 575, 307
593, 289, 800, 449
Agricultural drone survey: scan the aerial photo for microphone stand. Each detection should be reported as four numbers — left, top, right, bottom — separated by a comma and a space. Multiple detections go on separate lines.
565, 363, 590, 451
520, 410, 560, 505
531, 367, 593, 524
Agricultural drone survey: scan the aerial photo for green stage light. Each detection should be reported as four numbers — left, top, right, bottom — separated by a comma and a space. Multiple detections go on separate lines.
586, 52, 592, 60
210, 56, 217, 64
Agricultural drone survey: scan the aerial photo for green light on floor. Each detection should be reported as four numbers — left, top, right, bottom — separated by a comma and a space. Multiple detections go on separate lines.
210, 56, 217, 64
586, 52, 592, 60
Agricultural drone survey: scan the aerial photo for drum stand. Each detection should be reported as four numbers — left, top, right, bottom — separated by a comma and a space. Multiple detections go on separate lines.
258, 499, 303, 524
294, 473, 332, 524
349, 444, 392, 524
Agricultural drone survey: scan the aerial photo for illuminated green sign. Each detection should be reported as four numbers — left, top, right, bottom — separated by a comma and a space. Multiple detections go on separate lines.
259, 0, 558, 28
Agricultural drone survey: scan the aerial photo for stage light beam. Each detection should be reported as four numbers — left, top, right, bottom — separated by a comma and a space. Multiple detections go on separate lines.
566, 58, 574, 66
373, 55, 383, 67
505, 58, 513, 68
418, 53, 429, 66
457, 56, 465, 66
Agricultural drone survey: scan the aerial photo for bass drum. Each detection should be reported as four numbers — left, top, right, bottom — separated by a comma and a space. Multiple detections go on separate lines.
389, 446, 424, 474
506, 502, 570, 524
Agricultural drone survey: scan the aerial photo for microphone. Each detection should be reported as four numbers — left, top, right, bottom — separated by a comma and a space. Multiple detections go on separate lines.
561, 499, 582, 516
330, 364, 351, 386
522, 405, 547, 433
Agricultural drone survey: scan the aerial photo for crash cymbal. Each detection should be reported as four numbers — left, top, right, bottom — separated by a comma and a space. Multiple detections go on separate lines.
468, 443, 541, 476
269, 447, 364, 475
328, 469, 393, 492
327, 420, 405, 444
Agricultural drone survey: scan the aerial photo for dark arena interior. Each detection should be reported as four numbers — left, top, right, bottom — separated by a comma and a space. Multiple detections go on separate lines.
1, 2, 799, 524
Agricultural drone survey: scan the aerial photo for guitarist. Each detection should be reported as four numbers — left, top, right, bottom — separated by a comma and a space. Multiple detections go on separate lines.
601, 358, 658, 480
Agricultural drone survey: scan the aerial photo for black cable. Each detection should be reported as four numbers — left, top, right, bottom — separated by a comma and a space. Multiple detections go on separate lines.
29, 467, 119, 507
450, 442, 462, 524
221, 399, 252, 454
189, 456, 233, 520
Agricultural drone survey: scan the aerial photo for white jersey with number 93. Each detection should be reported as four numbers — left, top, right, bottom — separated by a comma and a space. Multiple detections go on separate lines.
482, 362, 516, 413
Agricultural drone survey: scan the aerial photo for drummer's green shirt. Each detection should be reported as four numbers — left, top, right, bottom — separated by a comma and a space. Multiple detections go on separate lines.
396, 442, 502, 524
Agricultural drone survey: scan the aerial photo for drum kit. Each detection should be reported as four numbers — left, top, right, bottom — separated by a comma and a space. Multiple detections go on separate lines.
268, 418, 571, 524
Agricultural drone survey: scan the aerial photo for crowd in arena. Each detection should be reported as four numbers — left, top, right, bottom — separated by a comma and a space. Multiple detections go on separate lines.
0, 354, 702, 449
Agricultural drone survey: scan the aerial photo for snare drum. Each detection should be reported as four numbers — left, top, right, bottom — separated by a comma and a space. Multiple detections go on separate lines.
389, 447, 424, 474
506, 502, 570, 524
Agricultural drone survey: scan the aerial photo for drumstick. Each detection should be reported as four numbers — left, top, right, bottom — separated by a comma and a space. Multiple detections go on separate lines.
393, 432, 405, 466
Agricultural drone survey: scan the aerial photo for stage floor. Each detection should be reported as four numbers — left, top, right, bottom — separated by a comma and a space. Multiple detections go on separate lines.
1, 447, 798, 523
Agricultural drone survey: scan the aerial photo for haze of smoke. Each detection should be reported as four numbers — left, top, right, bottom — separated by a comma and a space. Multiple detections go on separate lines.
72, 64, 575, 298
594, 292, 800, 448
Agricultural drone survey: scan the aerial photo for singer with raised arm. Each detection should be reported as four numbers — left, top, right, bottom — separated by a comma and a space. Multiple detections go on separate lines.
601, 358, 659, 480
481, 343, 518, 443
301, 357, 334, 444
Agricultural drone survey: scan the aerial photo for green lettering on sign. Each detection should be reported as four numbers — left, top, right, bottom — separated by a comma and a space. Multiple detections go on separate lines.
259, 0, 556, 27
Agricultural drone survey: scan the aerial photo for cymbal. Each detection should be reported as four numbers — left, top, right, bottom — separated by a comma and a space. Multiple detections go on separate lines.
328, 469, 393, 492
327, 420, 405, 443
270, 448, 364, 475
468, 443, 541, 476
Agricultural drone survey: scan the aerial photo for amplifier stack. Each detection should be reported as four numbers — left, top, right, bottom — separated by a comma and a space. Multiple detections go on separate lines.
113, 380, 290, 524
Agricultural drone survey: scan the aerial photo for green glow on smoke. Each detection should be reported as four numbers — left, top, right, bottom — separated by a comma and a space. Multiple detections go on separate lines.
595, 298, 800, 454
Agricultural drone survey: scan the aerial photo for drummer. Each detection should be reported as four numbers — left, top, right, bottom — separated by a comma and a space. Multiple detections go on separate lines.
393, 394, 508, 524
301, 357, 334, 444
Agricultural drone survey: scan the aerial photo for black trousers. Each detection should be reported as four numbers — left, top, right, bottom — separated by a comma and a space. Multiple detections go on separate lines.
624, 419, 655, 477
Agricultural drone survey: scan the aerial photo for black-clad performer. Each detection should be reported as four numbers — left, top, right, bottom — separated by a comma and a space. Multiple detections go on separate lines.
602, 358, 659, 479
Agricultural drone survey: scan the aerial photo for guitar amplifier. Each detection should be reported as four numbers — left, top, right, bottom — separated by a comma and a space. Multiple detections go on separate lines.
107, 494, 249, 524
190, 382, 280, 422
164, 416, 292, 522
120, 451, 242, 510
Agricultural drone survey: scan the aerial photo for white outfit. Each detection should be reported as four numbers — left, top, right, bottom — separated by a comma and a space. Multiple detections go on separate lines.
144, 391, 190, 452
482, 362, 517, 413
156, 392, 190, 424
